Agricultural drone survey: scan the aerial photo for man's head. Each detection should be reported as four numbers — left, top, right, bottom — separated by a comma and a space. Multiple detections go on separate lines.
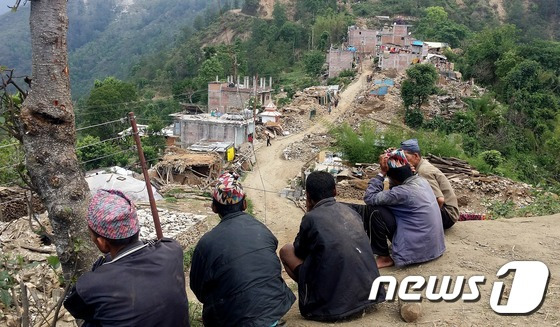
386, 149, 414, 184
87, 189, 140, 253
212, 172, 247, 217
305, 171, 336, 211
400, 138, 422, 167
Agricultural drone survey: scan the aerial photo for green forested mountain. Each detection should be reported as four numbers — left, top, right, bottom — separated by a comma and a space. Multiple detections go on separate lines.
2, 0, 560, 189
0, 0, 211, 98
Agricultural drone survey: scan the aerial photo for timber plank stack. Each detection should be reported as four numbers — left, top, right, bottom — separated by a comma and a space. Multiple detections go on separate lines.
425, 154, 481, 178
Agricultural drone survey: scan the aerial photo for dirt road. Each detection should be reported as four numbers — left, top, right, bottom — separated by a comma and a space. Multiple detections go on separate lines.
242, 68, 560, 326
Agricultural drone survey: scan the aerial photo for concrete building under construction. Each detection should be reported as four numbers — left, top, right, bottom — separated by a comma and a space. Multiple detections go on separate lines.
347, 26, 377, 55
208, 76, 273, 114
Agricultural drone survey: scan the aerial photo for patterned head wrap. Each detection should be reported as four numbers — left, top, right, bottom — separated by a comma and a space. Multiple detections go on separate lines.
87, 189, 140, 240
387, 149, 410, 168
213, 172, 245, 205
386, 149, 413, 183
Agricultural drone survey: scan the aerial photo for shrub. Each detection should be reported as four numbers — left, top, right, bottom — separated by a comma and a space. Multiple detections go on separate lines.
486, 199, 516, 219
480, 150, 503, 168
405, 108, 424, 129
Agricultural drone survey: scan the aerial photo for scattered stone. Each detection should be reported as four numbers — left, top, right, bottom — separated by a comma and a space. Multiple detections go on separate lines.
137, 208, 206, 240
400, 301, 422, 323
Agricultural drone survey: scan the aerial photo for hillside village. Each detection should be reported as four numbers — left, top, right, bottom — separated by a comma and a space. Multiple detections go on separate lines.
2, 12, 558, 326
2, 0, 560, 325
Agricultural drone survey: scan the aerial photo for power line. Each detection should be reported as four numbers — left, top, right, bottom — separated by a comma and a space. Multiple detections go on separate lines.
75, 135, 128, 150
73, 91, 198, 113
80, 148, 136, 165
76, 117, 128, 132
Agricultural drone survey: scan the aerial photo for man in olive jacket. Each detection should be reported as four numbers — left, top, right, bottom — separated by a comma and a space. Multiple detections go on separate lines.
280, 171, 385, 322
190, 172, 295, 327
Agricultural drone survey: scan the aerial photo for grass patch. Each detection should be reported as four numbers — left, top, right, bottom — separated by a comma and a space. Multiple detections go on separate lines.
164, 196, 178, 203
183, 246, 196, 270
166, 188, 185, 196
486, 191, 560, 219
246, 198, 255, 216
189, 301, 203, 327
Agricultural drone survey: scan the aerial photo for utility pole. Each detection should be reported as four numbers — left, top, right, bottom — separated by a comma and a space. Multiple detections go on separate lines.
128, 112, 163, 240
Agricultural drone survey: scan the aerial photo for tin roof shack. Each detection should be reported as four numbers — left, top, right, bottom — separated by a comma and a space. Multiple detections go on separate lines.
153, 146, 222, 186
348, 26, 377, 55
188, 141, 235, 162
171, 113, 255, 149
327, 46, 355, 78
424, 41, 450, 54
208, 76, 273, 114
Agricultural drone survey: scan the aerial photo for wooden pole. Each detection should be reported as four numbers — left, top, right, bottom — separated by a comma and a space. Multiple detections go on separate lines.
128, 112, 163, 239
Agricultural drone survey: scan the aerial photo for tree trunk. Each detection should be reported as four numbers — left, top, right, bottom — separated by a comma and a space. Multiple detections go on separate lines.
19, 0, 97, 280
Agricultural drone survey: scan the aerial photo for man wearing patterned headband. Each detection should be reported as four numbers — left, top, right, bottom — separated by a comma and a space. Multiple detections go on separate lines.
362, 150, 445, 268
190, 172, 295, 327
64, 189, 190, 326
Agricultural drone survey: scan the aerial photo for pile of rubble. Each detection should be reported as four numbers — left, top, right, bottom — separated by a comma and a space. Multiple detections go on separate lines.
136, 207, 206, 240
280, 113, 309, 134
0, 187, 45, 222
151, 146, 222, 188
0, 215, 74, 327
422, 155, 534, 212
281, 85, 337, 133
282, 134, 333, 161
424, 78, 487, 119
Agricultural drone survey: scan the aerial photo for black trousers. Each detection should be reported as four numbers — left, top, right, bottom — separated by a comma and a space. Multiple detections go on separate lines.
344, 203, 396, 257
441, 206, 455, 229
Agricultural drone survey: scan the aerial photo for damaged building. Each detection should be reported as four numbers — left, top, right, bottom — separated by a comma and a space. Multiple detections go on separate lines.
327, 46, 355, 78
347, 25, 377, 56
208, 76, 273, 114
171, 112, 255, 149
152, 146, 223, 187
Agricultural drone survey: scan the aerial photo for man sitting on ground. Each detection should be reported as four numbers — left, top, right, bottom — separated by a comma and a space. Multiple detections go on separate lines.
190, 172, 295, 327
64, 189, 190, 326
280, 171, 385, 322
364, 150, 445, 268
400, 138, 459, 229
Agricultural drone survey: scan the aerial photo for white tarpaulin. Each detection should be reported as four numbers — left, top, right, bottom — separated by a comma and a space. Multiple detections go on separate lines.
86, 173, 163, 202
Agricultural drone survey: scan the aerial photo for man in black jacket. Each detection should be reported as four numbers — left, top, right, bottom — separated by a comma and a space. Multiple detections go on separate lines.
280, 171, 385, 322
64, 189, 190, 327
190, 172, 295, 327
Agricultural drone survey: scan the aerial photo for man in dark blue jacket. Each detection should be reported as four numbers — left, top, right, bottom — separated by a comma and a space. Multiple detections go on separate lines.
190, 172, 295, 327
63, 189, 190, 326
280, 171, 385, 322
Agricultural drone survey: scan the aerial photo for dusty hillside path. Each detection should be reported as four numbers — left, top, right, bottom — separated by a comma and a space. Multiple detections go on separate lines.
243, 67, 372, 245
242, 69, 560, 326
